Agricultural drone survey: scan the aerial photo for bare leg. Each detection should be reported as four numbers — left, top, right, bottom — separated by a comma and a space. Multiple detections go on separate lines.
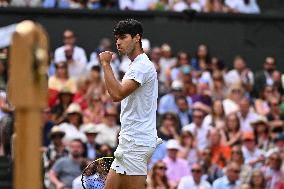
121, 175, 147, 189
104, 169, 122, 189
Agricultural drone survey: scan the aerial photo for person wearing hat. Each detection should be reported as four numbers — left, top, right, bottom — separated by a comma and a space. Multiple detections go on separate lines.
163, 139, 189, 188
159, 43, 176, 84
159, 79, 191, 114
251, 116, 273, 152
58, 103, 87, 144
81, 123, 101, 160
241, 132, 265, 169
266, 133, 284, 158
43, 126, 69, 188
95, 105, 120, 148
48, 61, 77, 107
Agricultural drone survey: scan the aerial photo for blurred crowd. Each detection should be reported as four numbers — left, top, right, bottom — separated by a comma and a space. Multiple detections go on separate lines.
0, 28, 284, 189
0, 0, 261, 14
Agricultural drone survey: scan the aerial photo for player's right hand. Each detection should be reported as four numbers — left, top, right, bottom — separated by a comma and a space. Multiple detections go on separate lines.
99, 51, 113, 64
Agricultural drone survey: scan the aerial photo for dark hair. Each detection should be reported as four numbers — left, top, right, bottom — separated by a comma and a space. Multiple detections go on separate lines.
91, 65, 101, 72
113, 19, 143, 47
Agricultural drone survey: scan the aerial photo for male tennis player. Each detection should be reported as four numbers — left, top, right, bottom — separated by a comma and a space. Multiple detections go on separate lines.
99, 19, 159, 189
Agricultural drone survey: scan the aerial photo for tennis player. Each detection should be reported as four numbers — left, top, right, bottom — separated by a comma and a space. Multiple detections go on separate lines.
99, 19, 159, 189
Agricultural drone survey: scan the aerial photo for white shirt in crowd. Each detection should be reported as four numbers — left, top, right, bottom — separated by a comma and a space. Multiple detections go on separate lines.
182, 122, 209, 150
159, 57, 176, 83
225, 0, 260, 13
225, 69, 254, 87
173, 1, 202, 12
242, 146, 265, 168
58, 122, 87, 143
119, 0, 157, 10
237, 111, 258, 132
95, 123, 120, 148
120, 53, 158, 147
178, 176, 211, 189
54, 46, 87, 79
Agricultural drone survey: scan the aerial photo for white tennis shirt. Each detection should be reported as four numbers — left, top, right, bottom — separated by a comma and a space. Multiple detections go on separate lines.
120, 53, 158, 147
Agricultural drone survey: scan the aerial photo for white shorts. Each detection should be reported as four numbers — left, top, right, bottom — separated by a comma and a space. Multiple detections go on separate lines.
110, 137, 156, 176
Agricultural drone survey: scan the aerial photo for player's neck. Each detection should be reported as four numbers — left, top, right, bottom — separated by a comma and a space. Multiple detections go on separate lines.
128, 47, 144, 62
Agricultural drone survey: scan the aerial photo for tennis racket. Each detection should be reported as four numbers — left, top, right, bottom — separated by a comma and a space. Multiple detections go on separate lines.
81, 157, 114, 189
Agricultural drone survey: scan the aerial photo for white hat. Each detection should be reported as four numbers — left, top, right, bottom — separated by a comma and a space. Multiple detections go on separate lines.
171, 80, 184, 91
166, 139, 181, 150
81, 123, 100, 134
66, 103, 82, 114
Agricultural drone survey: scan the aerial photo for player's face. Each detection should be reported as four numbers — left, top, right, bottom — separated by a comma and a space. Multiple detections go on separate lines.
115, 34, 136, 56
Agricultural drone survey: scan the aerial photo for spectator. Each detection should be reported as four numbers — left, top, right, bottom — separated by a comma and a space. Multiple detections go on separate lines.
251, 116, 273, 152
248, 169, 266, 189
159, 80, 191, 114
212, 161, 241, 189
210, 71, 227, 101
237, 97, 258, 132
262, 152, 284, 189
254, 56, 277, 98
272, 70, 284, 96
223, 84, 244, 115
146, 160, 170, 189
148, 141, 167, 171
119, 0, 158, 10
199, 147, 223, 184
83, 92, 105, 124
175, 96, 192, 128
172, 0, 202, 12
230, 145, 252, 184
10, 0, 41, 7
241, 132, 265, 168
208, 127, 231, 168
191, 44, 211, 71
54, 29, 87, 79
223, 113, 242, 147
254, 85, 274, 116
73, 76, 90, 110
183, 106, 209, 150
95, 105, 120, 148
178, 162, 211, 189
267, 97, 284, 131
58, 103, 87, 144
42, 108, 55, 147
225, 0, 260, 14
158, 112, 180, 141
224, 56, 254, 93
203, 0, 228, 13
177, 130, 198, 168
203, 99, 226, 129
163, 139, 190, 188
191, 82, 212, 107
81, 123, 101, 160
49, 139, 84, 189
267, 133, 284, 159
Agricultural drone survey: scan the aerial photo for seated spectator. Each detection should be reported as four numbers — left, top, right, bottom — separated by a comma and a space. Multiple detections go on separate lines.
208, 127, 231, 168
212, 161, 241, 189
10, 0, 41, 7
237, 97, 259, 132
163, 139, 190, 188
241, 132, 265, 168
272, 70, 284, 96
210, 71, 227, 101
222, 113, 242, 147
95, 105, 120, 148
199, 147, 223, 184
50, 88, 74, 124
172, 0, 202, 12
83, 93, 105, 124
48, 61, 77, 107
230, 145, 252, 184
224, 55, 254, 93
183, 106, 209, 150
191, 44, 211, 72
49, 139, 84, 189
54, 29, 87, 79
81, 123, 101, 160
178, 130, 198, 168
43, 126, 69, 188
58, 103, 87, 144
191, 82, 212, 107
146, 160, 170, 189
254, 85, 273, 116
175, 96, 192, 128
203, 0, 228, 13
266, 133, 284, 159
267, 97, 284, 131
73, 76, 90, 110
178, 162, 211, 189
248, 169, 266, 189
149, 0, 170, 11
223, 84, 244, 115
43, 0, 70, 8
119, 0, 157, 10
262, 152, 284, 189
158, 112, 180, 141
159, 80, 191, 114
225, 0, 260, 14
251, 116, 273, 152
203, 99, 226, 129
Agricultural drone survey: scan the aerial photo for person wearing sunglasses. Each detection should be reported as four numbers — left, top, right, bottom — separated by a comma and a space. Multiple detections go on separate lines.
178, 162, 211, 189
147, 161, 170, 189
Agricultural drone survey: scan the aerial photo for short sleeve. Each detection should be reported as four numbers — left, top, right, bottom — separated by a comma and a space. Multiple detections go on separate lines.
51, 158, 64, 174
124, 67, 145, 85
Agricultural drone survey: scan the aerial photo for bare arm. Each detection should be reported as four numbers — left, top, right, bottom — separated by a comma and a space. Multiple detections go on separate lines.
99, 51, 139, 102
48, 169, 65, 189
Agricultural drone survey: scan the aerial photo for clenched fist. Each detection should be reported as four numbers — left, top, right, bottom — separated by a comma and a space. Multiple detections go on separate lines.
99, 51, 113, 65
